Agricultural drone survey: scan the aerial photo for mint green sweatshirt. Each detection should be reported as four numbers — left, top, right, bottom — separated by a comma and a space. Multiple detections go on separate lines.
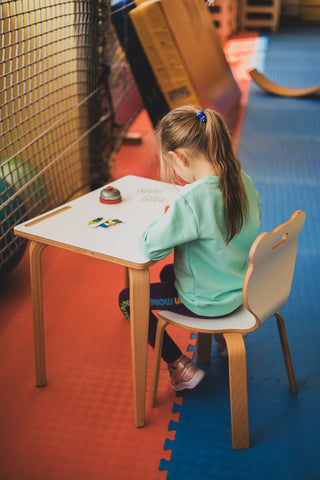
139, 172, 261, 316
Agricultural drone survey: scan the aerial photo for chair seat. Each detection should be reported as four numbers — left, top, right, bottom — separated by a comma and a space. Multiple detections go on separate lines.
158, 304, 258, 333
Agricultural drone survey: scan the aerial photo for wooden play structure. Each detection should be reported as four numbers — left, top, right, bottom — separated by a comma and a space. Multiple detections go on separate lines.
249, 68, 320, 97
240, 0, 282, 32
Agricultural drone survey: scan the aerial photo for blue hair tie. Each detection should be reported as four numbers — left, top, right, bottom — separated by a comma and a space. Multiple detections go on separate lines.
197, 109, 206, 123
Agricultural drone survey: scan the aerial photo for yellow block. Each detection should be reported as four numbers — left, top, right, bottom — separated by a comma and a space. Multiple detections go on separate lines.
129, 1, 201, 110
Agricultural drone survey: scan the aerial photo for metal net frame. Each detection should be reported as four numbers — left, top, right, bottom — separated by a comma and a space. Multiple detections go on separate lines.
0, 0, 142, 276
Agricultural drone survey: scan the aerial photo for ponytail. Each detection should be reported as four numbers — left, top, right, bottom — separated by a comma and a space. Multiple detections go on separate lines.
205, 111, 248, 243
157, 106, 248, 243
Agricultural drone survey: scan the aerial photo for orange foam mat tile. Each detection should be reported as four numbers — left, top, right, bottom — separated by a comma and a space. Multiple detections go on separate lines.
0, 246, 191, 480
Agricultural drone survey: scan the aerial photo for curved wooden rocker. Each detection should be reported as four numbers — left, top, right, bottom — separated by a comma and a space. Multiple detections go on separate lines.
249, 68, 320, 97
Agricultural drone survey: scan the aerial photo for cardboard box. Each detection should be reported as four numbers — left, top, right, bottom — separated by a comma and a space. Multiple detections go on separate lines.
129, 1, 201, 110
130, 0, 241, 131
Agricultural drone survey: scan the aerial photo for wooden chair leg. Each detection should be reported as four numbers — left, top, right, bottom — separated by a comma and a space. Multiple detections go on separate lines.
224, 333, 250, 449
149, 317, 168, 408
275, 312, 298, 394
124, 267, 129, 288
196, 333, 212, 364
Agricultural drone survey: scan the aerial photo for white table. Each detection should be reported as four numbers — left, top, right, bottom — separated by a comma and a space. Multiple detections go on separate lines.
14, 175, 179, 427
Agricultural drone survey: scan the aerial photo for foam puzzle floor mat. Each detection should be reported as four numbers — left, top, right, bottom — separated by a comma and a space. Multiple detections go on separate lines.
158, 27, 320, 480
0, 247, 192, 480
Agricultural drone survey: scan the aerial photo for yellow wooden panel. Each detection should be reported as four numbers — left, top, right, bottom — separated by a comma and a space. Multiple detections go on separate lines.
130, 1, 201, 109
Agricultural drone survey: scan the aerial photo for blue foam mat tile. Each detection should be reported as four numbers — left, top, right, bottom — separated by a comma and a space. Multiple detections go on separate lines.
168, 419, 180, 432
241, 28, 320, 131
250, 183, 319, 256
281, 257, 320, 375
240, 138, 320, 185
263, 61, 320, 89
159, 458, 171, 473
164, 353, 320, 480
240, 100, 320, 140
187, 345, 197, 355
163, 438, 175, 451
261, 27, 320, 87
172, 402, 183, 414
160, 27, 320, 480
161, 259, 320, 479
263, 59, 320, 89
244, 254, 320, 371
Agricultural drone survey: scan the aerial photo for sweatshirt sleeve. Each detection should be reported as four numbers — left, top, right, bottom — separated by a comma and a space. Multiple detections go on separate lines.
139, 196, 199, 260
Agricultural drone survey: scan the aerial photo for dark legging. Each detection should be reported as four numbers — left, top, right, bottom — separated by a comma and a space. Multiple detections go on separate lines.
119, 264, 206, 364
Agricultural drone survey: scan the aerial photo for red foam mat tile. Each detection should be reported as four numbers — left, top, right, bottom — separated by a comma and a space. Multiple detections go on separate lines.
0, 246, 191, 480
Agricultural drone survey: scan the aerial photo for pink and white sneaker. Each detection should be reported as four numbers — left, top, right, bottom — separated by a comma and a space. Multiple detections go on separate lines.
168, 354, 205, 392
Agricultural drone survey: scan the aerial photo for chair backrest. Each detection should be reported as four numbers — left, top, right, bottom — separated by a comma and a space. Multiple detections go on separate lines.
243, 210, 306, 325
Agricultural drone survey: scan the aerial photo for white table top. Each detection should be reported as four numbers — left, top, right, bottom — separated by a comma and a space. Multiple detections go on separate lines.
14, 175, 180, 267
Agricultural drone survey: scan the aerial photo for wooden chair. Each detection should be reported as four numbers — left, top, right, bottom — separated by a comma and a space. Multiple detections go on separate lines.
149, 210, 306, 449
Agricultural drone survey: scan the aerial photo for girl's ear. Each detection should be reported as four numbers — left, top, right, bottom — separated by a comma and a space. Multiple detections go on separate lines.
169, 149, 188, 167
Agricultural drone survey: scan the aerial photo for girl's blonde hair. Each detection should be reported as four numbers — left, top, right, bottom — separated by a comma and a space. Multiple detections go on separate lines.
156, 105, 248, 244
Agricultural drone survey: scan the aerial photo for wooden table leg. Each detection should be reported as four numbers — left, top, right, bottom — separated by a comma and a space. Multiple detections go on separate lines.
29, 241, 47, 386
128, 267, 150, 427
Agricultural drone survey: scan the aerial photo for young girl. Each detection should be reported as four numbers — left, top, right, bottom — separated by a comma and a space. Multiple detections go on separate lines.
119, 106, 261, 392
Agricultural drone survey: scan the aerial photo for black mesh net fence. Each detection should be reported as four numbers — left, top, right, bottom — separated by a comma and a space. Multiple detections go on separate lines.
0, 0, 142, 276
